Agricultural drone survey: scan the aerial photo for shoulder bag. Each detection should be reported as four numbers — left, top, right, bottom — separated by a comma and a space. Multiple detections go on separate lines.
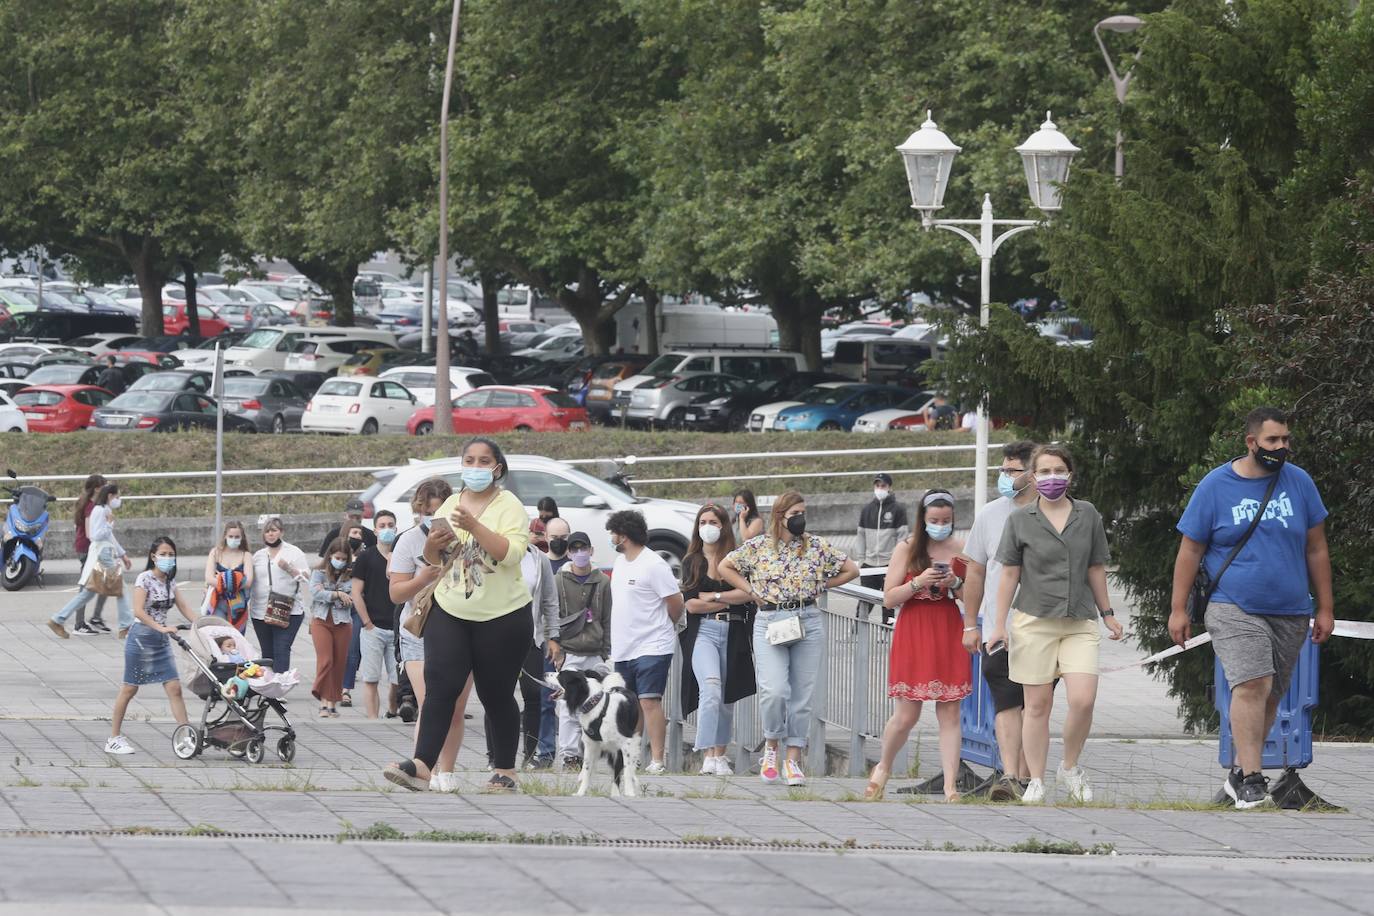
89, 562, 125, 597
263, 558, 297, 629
1188, 471, 1280, 625
403, 554, 456, 638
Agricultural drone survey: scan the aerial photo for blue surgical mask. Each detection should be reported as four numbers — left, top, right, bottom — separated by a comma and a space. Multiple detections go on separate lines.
461, 468, 494, 492
155, 556, 176, 574
226, 536, 242, 549
378, 528, 397, 545
997, 472, 1025, 500
330, 558, 347, 570
417, 515, 432, 529
925, 523, 953, 541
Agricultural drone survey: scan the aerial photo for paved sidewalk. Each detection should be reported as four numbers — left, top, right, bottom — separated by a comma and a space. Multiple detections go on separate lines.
2, 837, 1372, 916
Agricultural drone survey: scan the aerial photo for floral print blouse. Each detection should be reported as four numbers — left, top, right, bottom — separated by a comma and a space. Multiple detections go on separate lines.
724, 534, 847, 606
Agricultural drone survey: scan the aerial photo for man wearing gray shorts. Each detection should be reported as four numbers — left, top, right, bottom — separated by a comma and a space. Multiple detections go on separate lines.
1169, 407, 1334, 808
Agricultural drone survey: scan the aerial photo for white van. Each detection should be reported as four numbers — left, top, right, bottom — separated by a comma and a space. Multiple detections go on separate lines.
610, 349, 804, 416
831, 337, 939, 384
224, 325, 398, 375
614, 302, 776, 352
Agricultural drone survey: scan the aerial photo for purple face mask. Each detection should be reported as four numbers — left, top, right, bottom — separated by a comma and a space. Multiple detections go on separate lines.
1036, 475, 1070, 501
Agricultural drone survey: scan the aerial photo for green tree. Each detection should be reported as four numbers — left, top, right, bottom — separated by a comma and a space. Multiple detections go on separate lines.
0, 0, 242, 334
934, 0, 1353, 728
181, 0, 443, 326
439, 0, 672, 353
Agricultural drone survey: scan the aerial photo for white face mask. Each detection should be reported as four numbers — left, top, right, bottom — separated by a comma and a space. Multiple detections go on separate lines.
226, 537, 242, 549
698, 524, 722, 545
108, 497, 122, 509
874, 488, 889, 502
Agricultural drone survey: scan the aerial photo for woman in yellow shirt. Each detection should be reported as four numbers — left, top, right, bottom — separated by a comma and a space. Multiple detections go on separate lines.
384, 437, 532, 792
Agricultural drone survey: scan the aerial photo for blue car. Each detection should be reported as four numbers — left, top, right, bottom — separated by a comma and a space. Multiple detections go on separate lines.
774, 384, 911, 432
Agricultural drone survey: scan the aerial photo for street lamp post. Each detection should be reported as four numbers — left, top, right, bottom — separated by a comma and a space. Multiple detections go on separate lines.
1094, 15, 1145, 179
434, 0, 463, 436
897, 112, 1079, 512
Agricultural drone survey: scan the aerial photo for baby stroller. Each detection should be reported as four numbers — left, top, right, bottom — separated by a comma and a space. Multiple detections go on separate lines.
170, 617, 301, 764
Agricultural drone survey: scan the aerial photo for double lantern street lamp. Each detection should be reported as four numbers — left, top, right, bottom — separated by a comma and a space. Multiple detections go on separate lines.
896, 111, 1079, 513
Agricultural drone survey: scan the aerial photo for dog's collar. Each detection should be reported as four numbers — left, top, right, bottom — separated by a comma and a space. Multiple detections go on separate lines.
578, 690, 604, 716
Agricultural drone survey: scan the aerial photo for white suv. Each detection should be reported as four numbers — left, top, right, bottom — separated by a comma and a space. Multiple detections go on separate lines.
359, 454, 698, 573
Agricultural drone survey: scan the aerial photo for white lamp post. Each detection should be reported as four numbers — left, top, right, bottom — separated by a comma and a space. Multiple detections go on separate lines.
1094, 15, 1145, 179
897, 111, 1079, 512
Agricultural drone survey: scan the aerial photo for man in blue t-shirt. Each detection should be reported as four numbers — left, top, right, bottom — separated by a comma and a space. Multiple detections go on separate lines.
1169, 406, 1334, 810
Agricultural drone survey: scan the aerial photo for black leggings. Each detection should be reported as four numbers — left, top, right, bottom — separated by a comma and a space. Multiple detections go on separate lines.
486, 643, 546, 762
416, 603, 532, 770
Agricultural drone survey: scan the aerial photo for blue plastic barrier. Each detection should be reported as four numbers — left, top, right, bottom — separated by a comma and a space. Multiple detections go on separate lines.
1214, 637, 1319, 770
960, 645, 1002, 770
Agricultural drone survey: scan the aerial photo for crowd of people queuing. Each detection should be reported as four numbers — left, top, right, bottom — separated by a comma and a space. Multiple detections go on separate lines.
48, 407, 1329, 808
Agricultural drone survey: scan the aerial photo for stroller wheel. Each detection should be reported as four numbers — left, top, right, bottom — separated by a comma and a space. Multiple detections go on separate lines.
276, 735, 296, 763
172, 724, 201, 760
245, 737, 265, 764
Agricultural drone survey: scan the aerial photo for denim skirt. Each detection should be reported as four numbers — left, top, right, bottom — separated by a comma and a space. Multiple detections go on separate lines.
122, 622, 180, 686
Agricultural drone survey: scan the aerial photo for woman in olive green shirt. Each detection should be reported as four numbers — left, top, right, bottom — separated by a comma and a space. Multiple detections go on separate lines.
384, 437, 533, 793
988, 445, 1123, 805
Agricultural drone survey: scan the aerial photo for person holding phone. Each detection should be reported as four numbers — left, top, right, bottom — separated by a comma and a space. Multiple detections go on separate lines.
987, 445, 1123, 805
865, 490, 969, 801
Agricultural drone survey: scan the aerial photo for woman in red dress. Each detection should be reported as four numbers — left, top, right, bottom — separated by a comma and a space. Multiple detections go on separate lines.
866, 490, 971, 800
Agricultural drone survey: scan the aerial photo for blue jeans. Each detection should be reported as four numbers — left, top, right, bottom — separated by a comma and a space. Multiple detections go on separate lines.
251, 614, 305, 672
752, 607, 825, 748
343, 609, 363, 691
54, 586, 132, 631
537, 656, 558, 759
692, 619, 734, 751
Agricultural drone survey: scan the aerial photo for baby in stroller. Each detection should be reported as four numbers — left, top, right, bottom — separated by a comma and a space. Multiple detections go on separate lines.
169, 618, 302, 763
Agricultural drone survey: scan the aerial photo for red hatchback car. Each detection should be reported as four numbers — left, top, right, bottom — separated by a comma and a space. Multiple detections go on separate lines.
162, 303, 230, 337
13, 384, 115, 432
407, 385, 590, 436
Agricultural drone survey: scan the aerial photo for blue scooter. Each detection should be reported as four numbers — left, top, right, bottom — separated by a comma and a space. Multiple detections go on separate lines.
2, 468, 55, 591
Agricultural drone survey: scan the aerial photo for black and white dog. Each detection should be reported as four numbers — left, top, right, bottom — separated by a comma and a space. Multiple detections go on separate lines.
547, 667, 641, 797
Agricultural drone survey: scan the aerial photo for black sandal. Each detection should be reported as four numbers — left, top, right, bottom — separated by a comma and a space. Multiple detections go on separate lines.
484, 773, 517, 793
383, 760, 430, 792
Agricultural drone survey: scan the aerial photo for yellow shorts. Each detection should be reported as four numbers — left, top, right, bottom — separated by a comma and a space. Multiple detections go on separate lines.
1008, 610, 1100, 685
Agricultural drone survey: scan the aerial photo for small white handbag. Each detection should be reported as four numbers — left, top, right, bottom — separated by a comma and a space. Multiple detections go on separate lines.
765, 614, 804, 647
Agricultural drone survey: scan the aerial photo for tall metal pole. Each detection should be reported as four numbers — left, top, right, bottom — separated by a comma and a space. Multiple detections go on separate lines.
434, 0, 462, 436
421, 267, 433, 355
212, 341, 225, 538
1094, 16, 1144, 180
925, 195, 1037, 514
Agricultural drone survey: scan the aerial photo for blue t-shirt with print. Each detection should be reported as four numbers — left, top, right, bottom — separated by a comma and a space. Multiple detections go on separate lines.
1177, 461, 1327, 616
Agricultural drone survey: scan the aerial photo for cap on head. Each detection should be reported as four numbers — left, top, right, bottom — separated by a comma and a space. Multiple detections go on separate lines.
343, 498, 364, 515
874, 473, 893, 487
567, 531, 592, 550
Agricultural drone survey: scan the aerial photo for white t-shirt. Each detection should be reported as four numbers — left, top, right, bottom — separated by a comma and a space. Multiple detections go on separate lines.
963, 496, 1022, 640
389, 525, 430, 630
609, 548, 681, 662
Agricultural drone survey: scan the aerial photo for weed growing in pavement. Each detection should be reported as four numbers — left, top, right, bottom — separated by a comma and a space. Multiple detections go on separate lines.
781, 788, 827, 802
187, 824, 225, 836
11, 776, 39, 788
834, 790, 866, 803
681, 784, 748, 800
411, 830, 503, 843
341, 822, 406, 841
1005, 838, 1116, 856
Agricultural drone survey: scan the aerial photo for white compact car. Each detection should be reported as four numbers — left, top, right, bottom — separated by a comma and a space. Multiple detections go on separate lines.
360, 454, 699, 573
0, 392, 29, 432
301, 377, 417, 435
378, 365, 495, 407
851, 391, 936, 433
746, 381, 858, 433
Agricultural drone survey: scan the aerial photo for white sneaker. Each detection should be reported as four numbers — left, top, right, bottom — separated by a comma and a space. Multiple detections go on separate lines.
1021, 778, 1045, 804
759, 748, 780, 784
429, 771, 455, 792
699, 756, 719, 776
1056, 764, 1093, 803
104, 736, 134, 756
713, 757, 734, 777
783, 759, 806, 786
644, 760, 667, 776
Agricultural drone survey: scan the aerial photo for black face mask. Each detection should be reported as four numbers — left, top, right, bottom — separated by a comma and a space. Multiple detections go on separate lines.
348, 537, 363, 551
785, 514, 807, 537
264, 535, 281, 547
548, 537, 568, 556
612, 539, 626, 554
1254, 445, 1288, 473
